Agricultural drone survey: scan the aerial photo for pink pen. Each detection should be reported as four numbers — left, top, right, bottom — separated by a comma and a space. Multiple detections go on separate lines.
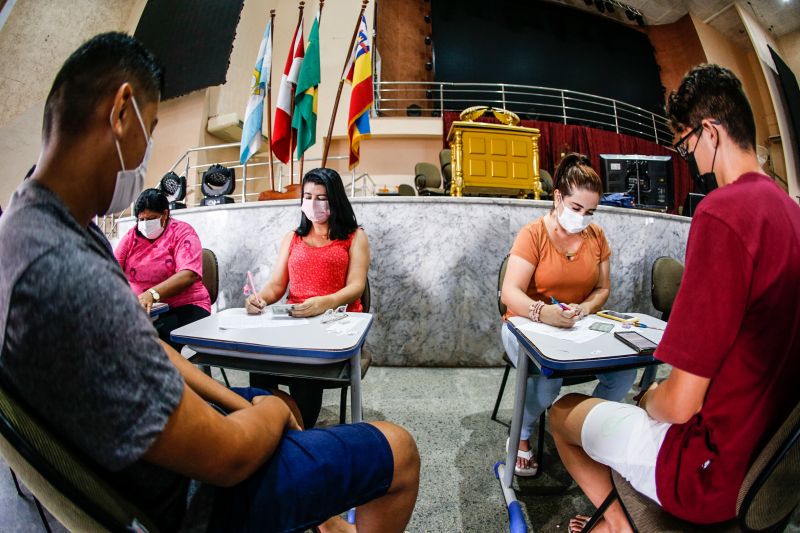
247, 271, 265, 308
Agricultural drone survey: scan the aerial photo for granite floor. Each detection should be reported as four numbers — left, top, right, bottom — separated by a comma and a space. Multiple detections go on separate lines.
2, 366, 799, 532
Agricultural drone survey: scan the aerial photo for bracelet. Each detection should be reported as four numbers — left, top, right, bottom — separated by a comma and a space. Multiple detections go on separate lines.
528, 300, 545, 322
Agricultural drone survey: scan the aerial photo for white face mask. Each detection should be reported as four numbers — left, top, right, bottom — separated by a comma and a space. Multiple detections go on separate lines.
104, 97, 153, 215
557, 197, 593, 234
137, 217, 165, 240
301, 199, 331, 224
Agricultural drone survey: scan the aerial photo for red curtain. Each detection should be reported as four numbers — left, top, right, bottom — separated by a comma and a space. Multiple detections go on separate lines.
443, 112, 691, 213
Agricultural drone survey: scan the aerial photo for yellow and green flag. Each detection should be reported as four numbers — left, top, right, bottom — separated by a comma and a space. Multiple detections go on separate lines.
293, 10, 320, 159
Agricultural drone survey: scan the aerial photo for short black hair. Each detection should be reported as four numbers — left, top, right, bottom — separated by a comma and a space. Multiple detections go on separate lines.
134, 188, 169, 216
296, 168, 359, 241
667, 64, 756, 151
43, 32, 163, 142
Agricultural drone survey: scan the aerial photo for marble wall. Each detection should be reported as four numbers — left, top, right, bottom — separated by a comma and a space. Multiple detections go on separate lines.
118, 198, 690, 366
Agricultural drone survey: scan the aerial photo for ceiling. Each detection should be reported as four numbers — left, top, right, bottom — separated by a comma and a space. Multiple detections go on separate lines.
552, 0, 800, 50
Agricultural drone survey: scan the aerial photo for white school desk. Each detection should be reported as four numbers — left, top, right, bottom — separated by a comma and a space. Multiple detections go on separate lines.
149, 302, 169, 320
171, 311, 374, 423
496, 312, 666, 533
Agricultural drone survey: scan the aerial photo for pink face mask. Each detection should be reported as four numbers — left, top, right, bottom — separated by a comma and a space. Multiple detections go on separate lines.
301, 199, 330, 223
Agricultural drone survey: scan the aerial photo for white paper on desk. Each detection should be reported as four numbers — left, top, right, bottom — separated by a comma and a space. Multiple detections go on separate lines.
217, 308, 310, 329
324, 315, 369, 336
518, 319, 610, 344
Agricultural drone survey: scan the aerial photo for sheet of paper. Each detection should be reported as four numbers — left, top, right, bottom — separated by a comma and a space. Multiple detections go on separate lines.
518, 317, 620, 344
217, 308, 310, 329
323, 315, 370, 336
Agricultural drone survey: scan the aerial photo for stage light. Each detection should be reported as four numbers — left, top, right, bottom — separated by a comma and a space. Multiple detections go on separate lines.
594, 0, 605, 13
159, 171, 187, 210
425, 61, 433, 71
406, 104, 422, 117
625, 8, 636, 20
425, 35, 432, 45
635, 14, 645, 25
200, 164, 235, 206
424, 14, 431, 23
605, 1, 614, 13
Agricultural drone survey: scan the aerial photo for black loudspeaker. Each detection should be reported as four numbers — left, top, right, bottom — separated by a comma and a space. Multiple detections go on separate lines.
600, 154, 673, 209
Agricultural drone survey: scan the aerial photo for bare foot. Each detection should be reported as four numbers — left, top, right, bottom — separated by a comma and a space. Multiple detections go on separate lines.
516, 439, 538, 472
569, 514, 613, 533
318, 515, 356, 533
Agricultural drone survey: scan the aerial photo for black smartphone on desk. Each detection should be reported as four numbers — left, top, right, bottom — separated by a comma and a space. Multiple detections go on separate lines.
614, 331, 657, 355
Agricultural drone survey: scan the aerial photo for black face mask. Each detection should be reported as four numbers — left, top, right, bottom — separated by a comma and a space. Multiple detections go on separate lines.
687, 128, 719, 194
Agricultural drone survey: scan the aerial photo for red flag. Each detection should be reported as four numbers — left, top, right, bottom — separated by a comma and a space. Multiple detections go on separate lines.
271, 17, 305, 164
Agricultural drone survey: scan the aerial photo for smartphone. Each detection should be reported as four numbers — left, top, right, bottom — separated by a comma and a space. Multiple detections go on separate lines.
270, 304, 296, 315
589, 322, 614, 333
597, 310, 639, 323
614, 331, 658, 355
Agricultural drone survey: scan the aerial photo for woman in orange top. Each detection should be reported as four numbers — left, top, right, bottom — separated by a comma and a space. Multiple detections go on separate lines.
500, 153, 637, 477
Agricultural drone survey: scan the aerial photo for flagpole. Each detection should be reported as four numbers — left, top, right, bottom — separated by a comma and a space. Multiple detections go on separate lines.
288, 1, 305, 189
299, 0, 324, 177
266, 9, 276, 191
322, 0, 368, 167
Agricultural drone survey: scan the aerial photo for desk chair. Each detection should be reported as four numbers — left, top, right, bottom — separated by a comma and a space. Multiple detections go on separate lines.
538, 169, 554, 199
639, 256, 684, 390
244, 280, 373, 426
490, 255, 594, 474
580, 398, 800, 532
0, 379, 159, 533
439, 149, 452, 193
200, 248, 231, 386
414, 162, 447, 196
397, 183, 416, 196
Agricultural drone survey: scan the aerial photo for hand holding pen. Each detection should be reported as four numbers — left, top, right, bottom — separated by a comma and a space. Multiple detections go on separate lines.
244, 271, 266, 315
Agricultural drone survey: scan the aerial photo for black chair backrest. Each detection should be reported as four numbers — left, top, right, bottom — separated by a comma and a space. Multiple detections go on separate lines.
737, 398, 800, 530
498, 254, 510, 317
397, 184, 416, 196
361, 278, 371, 313
651, 256, 683, 321
202, 248, 219, 305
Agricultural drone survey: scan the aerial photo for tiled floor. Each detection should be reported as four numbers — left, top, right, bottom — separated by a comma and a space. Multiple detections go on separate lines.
2, 366, 799, 532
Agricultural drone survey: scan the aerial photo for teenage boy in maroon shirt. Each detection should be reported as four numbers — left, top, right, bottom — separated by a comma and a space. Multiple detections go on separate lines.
549, 63, 800, 532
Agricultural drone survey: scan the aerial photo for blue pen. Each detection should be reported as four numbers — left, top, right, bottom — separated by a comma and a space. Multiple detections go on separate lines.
550, 296, 572, 312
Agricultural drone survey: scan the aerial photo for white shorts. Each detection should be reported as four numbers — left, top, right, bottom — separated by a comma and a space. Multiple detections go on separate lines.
581, 401, 671, 505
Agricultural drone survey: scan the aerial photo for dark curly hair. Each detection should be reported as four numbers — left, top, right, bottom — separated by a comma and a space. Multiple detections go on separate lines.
296, 168, 359, 241
667, 64, 755, 151
552, 152, 603, 199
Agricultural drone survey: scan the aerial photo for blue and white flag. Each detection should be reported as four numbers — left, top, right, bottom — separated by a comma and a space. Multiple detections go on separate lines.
240, 19, 273, 164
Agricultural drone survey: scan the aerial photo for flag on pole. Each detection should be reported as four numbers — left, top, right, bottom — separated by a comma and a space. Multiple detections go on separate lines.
293, 10, 320, 160
239, 19, 273, 164
272, 16, 305, 164
345, 14, 372, 169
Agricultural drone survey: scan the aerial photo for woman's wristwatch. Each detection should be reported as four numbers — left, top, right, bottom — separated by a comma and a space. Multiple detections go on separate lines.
149, 288, 161, 302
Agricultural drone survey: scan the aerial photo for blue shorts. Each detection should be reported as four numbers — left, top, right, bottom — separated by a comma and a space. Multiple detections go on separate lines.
208, 388, 394, 533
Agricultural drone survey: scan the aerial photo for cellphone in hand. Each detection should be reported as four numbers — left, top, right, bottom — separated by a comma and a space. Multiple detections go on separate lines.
614, 331, 658, 355
270, 304, 296, 316
597, 309, 639, 323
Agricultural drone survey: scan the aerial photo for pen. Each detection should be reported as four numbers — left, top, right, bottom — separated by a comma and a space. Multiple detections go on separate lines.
550, 296, 572, 312
247, 271, 265, 310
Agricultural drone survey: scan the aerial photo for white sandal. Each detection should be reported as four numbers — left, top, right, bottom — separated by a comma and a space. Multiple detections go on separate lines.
505, 437, 539, 477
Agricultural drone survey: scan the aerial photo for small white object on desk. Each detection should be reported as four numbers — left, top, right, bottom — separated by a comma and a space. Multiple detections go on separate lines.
216, 307, 310, 329
324, 315, 370, 336
518, 315, 627, 344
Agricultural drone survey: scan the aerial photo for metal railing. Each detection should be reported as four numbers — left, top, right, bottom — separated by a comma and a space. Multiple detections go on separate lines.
373, 81, 673, 146
96, 144, 368, 239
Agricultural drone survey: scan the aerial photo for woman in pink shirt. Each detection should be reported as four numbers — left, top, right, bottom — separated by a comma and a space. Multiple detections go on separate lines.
115, 189, 211, 350
245, 168, 370, 427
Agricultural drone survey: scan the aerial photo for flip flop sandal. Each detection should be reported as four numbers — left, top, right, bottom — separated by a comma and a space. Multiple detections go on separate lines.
568, 514, 593, 533
506, 437, 539, 477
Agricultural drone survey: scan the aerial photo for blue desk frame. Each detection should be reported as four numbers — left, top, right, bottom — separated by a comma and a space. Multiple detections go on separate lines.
496, 314, 664, 533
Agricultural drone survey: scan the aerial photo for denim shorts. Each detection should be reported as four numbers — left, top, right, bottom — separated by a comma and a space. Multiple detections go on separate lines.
208, 388, 394, 533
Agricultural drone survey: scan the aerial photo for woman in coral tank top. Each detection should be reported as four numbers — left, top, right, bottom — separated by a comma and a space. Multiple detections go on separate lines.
245, 168, 369, 427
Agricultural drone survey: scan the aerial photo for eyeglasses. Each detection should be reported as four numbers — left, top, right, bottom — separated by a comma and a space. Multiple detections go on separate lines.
673, 124, 703, 160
